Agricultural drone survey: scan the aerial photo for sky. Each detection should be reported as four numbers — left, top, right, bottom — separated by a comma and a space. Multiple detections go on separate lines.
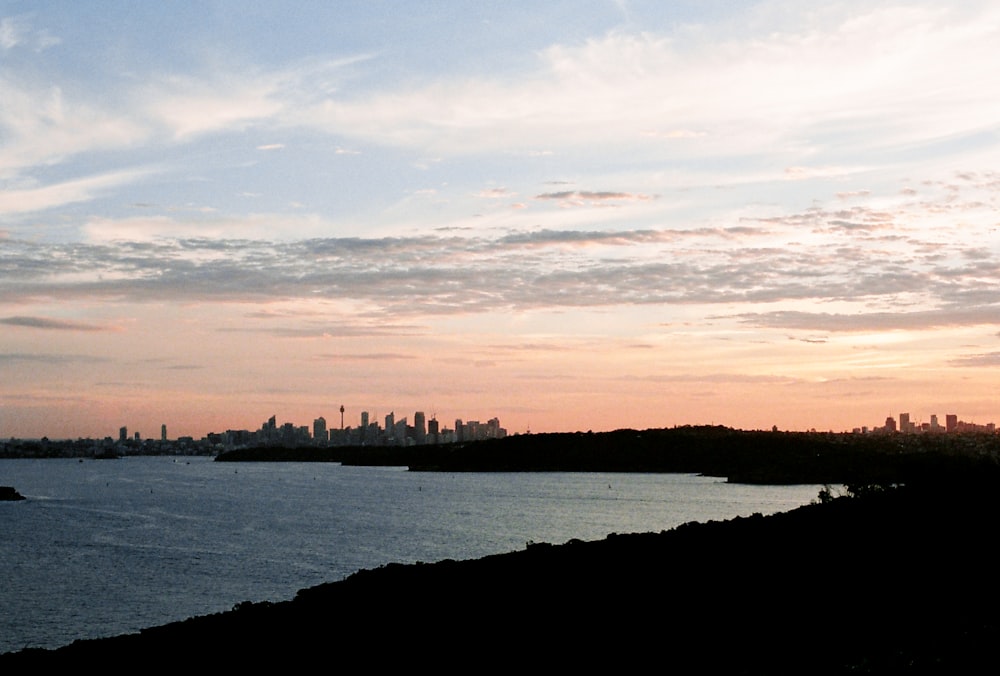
2, 0, 999, 440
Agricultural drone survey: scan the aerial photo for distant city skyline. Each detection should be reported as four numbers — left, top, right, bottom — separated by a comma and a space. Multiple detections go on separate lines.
11, 405, 999, 444
2, 3, 999, 440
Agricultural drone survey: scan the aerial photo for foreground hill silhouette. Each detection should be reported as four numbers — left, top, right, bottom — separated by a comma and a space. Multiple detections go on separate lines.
4, 466, 999, 673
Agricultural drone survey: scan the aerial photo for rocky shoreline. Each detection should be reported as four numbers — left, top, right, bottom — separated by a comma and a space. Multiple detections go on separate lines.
3, 474, 998, 673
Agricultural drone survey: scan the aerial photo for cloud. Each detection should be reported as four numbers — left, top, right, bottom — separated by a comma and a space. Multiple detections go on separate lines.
534, 191, 655, 206
0, 209, 992, 323
784, 166, 861, 181
735, 309, 1000, 333
476, 188, 514, 199
0, 168, 157, 216
80, 212, 337, 243
0, 316, 116, 331
141, 55, 371, 141
949, 352, 1000, 367
627, 373, 799, 385
498, 228, 678, 247
0, 16, 60, 51
231, 325, 426, 339
1, 163, 997, 330
0, 352, 109, 364
314, 352, 417, 361
0, 79, 147, 181
142, 74, 288, 140
287, 3, 1000, 165
836, 190, 872, 200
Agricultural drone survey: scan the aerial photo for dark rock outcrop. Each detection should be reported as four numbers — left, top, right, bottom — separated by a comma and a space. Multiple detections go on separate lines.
0, 486, 25, 501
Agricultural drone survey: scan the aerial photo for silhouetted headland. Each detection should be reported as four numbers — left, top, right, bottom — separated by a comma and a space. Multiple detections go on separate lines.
217, 425, 1000, 486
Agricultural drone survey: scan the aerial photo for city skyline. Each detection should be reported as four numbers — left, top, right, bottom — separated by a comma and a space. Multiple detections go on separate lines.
14, 404, 999, 444
2, 2, 1000, 440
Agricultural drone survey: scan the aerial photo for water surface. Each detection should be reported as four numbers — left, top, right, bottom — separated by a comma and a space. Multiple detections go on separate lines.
0, 456, 822, 653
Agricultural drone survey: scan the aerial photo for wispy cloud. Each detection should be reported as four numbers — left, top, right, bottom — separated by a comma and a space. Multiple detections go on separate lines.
0, 16, 60, 51
289, 4, 1000, 162
0, 78, 147, 181
534, 191, 655, 206
0, 352, 109, 364
0, 168, 157, 216
950, 351, 1000, 367
141, 73, 289, 141
0, 316, 117, 332
734, 309, 1000, 333
314, 352, 417, 361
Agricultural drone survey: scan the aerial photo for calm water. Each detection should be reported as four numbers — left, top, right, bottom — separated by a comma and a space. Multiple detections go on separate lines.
0, 456, 822, 654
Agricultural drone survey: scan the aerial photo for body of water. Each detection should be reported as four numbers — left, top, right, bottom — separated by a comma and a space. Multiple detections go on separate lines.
1, 456, 823, 654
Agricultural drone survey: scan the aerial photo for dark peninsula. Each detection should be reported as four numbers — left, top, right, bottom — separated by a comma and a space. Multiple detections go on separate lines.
219, 425, 1000, 486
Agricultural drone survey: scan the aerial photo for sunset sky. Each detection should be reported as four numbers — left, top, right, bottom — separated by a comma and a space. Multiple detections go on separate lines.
2, 1, 999, 440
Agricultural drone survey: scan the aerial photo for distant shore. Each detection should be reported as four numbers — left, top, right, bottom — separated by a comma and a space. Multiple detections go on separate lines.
217, 425, 1000, 485
7, 426, 998, 489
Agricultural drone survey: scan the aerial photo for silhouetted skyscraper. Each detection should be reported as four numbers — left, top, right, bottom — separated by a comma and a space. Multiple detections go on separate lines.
414, 411, 426, 444
313, 417, 327, 444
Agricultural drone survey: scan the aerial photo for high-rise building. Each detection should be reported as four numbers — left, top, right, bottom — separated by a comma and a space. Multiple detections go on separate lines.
884, 416, 897, 433
486, 417, 503, 439
161, 424, 167, 442
946, 414, 958, 432
119, 426, 127, 443
414, 411, 426, 444
385, 412, 395, 440
313, 417, 328, 445
899, 413, 911, 433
